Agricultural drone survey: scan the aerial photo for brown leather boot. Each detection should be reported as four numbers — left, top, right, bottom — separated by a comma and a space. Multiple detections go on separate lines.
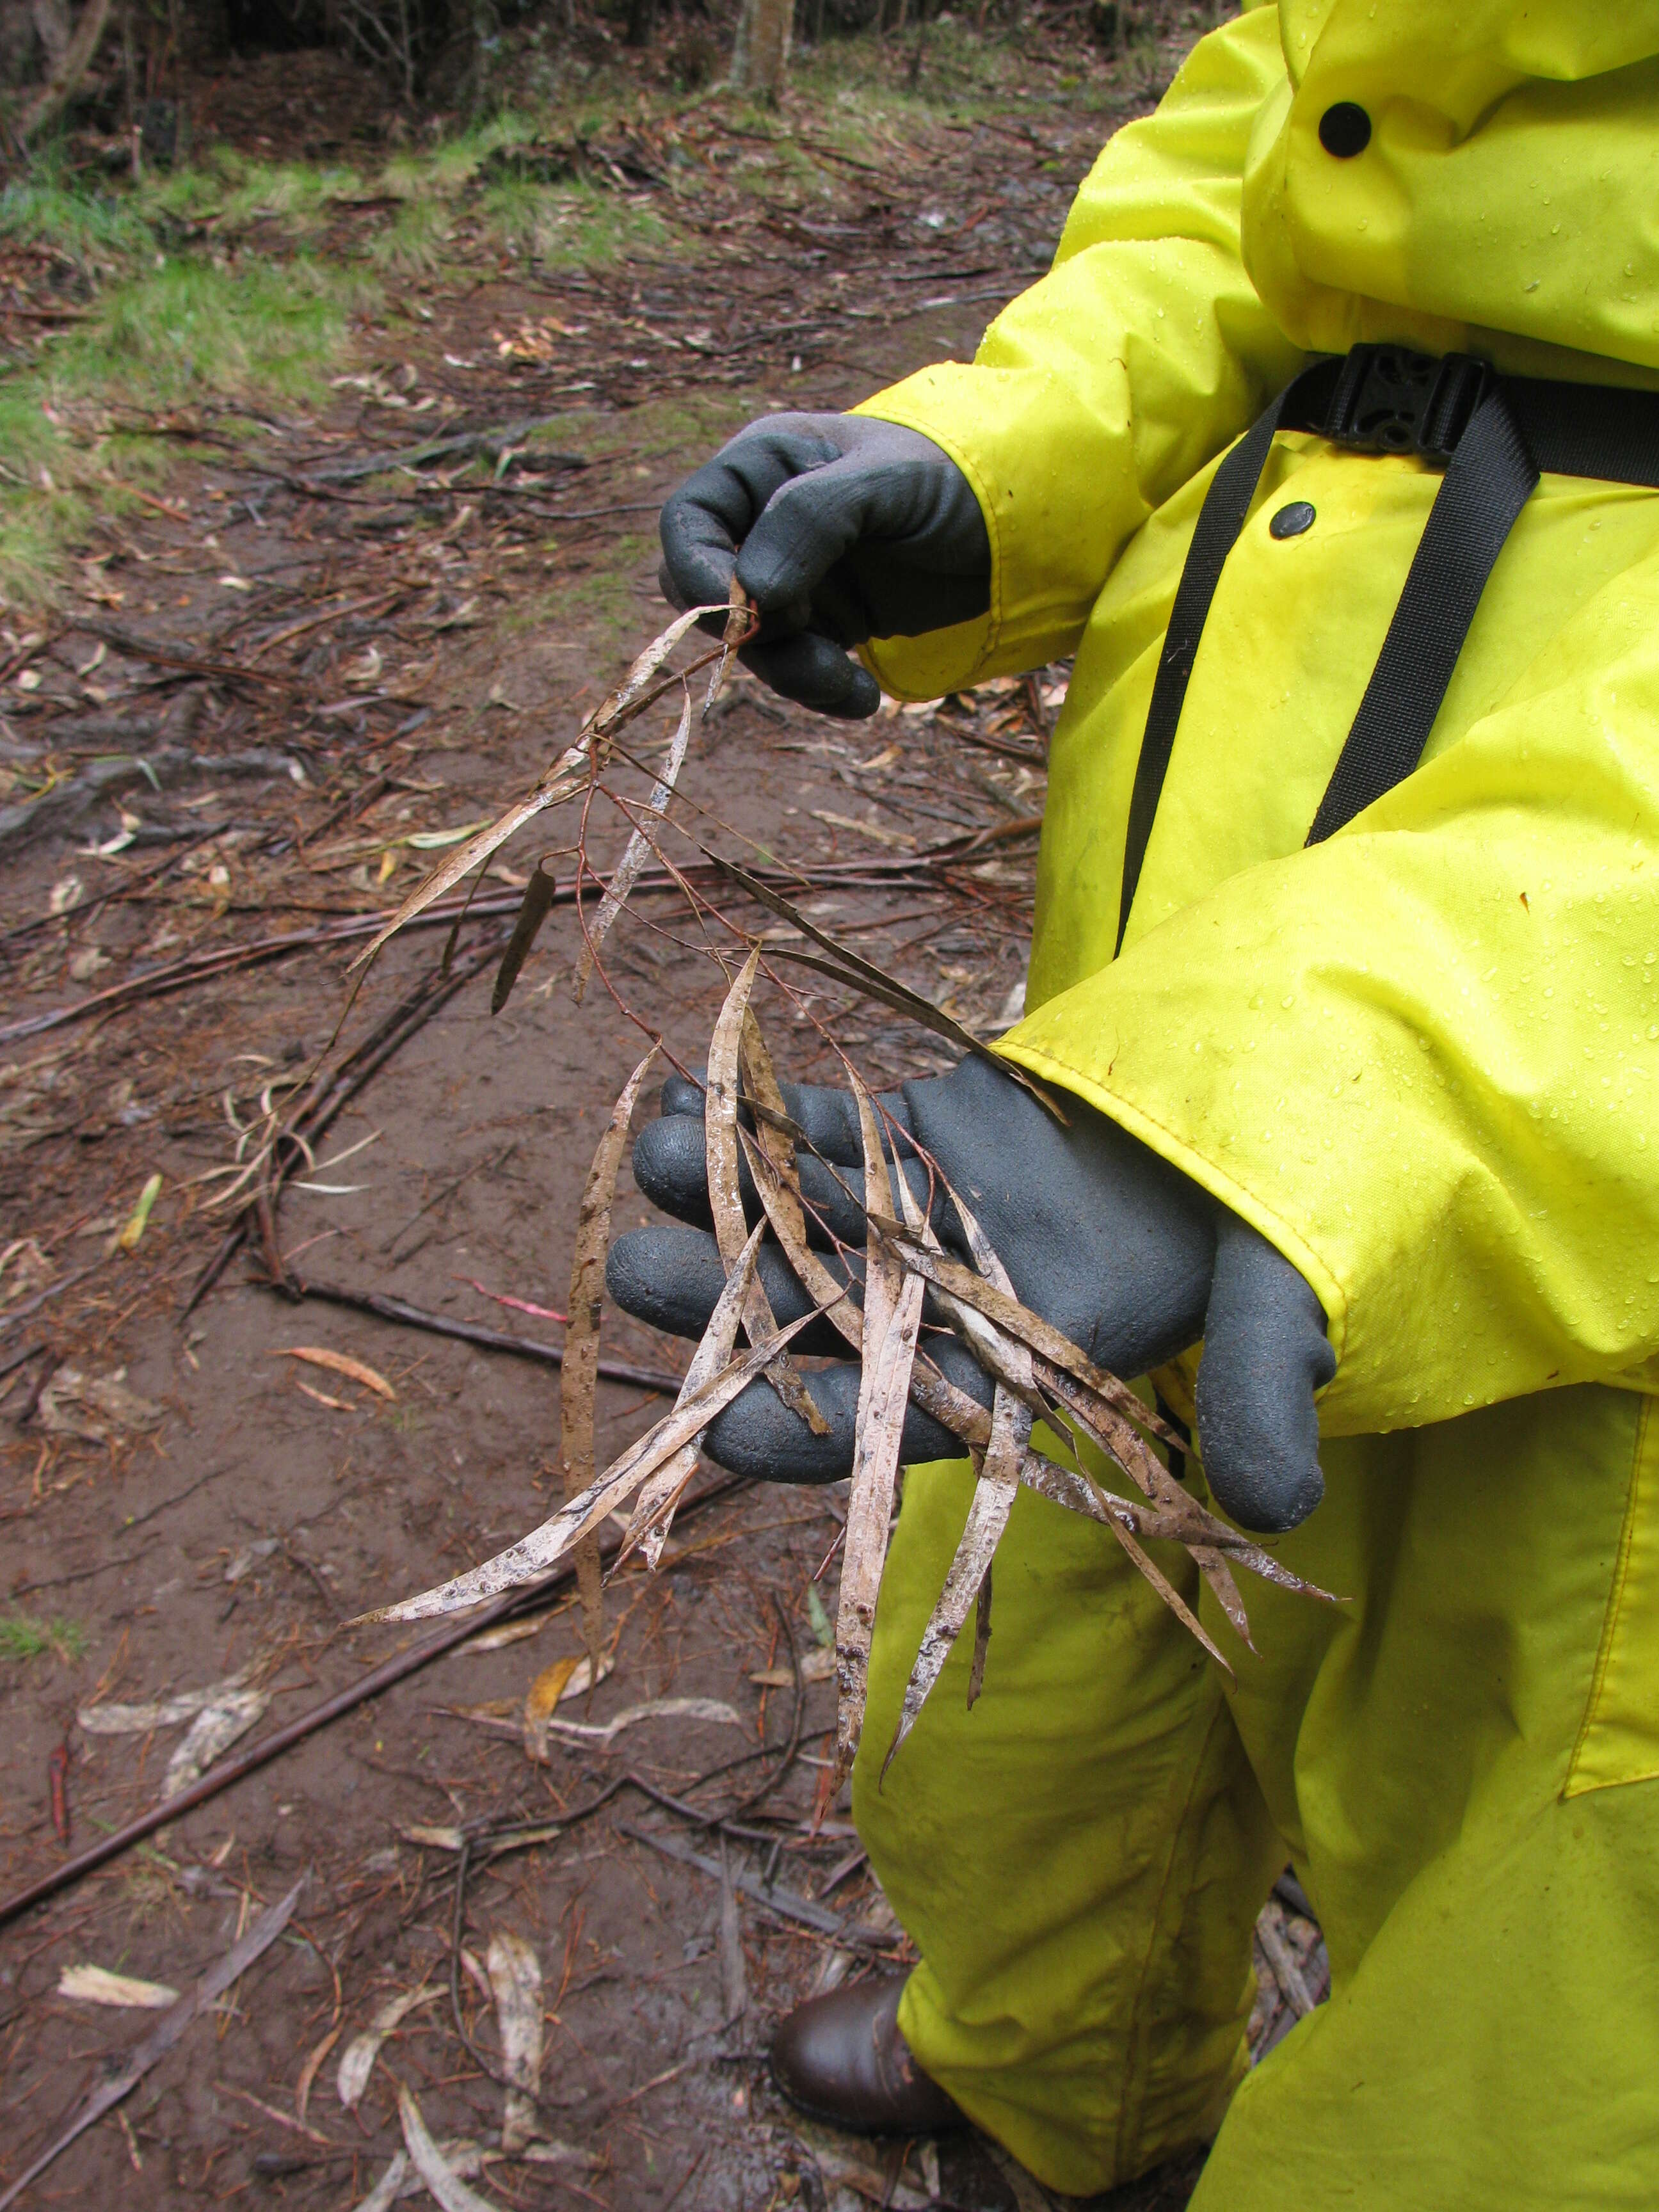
770, 1973, 965, 2135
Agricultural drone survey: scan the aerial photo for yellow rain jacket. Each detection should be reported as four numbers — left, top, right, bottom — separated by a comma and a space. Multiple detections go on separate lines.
841, 6, 1659, 2204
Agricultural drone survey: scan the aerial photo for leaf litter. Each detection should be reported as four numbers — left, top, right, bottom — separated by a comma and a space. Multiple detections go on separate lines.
353, 755, 1342, 1774
184, 549, 1342, 1809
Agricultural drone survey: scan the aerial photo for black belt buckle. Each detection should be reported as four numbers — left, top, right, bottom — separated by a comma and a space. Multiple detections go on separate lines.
1323, 344, 1495, 463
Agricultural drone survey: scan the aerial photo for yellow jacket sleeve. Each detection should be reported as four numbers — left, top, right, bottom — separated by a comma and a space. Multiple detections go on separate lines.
853, 3, 1304, 700
998, 556, 1659, 1438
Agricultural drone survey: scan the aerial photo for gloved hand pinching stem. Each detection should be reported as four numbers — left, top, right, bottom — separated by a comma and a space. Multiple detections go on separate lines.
658, 412, 991, 719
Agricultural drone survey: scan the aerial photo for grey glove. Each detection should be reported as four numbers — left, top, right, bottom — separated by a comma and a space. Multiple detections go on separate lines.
606, 1054, 1335, 1532
657, 412, 991, 719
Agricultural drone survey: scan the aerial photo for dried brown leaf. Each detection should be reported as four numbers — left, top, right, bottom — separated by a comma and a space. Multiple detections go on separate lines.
0, 1884, 304, 2212
490, 858, 559, 1015
161, 1687, 269, 1799
561, 1044, 659, 1681
397, 2085, 509, 2212
485, 1933, 543, 2155
57, 1965, 179, 2009
735, 1113, 990, 1452
967, 1559, 993, 1710
707, 954, 826, 1434
275, 1345, 397, 1400
294, 2023, 341, 2128
522, 1654, 582, 1764
572, 691, 691, 1004
337, 1985, 439, 2110
878, 1228, 1173, 1447
616, 1219, 765, 1571
881, 1372, 1031, 1779
709, 855, 1065, 1121
833, 1073, 926, 1784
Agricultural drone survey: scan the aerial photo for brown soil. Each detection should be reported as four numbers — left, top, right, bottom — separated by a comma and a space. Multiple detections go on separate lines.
0, 24, 1310, 2210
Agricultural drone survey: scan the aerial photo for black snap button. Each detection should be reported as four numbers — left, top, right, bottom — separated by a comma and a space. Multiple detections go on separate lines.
1269, 501, 1317, 540
1318, 101, 1372, 157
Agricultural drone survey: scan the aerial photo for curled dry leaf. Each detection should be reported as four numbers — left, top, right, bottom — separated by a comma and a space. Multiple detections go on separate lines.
880, 1173, 1032, 1779
161, 1687, 270, 1800
79, 1669, 253, 1736
709, 855, 1065, 1121
707, 949, 826, 1434
736, 1112, 991, 1453
889, 1362, 1035, 1778
336, 1984, 440, 2111
520, 1646, 616, 1761
538, 1694, 745, 1749
834, 1072, 925, 1784
485, 1932, 543, 2156
348, 2155, 409, 2212
968, 1559, 994, 1709
561, 1044, 660, 1682
878, 1226, 1172, 1446
490, 858, 559, 1016
294, 2022, 341, 2126
572, 690, 691, 1006
275, 1346, 396, 1400
57, 1964, 179, 2009
397, 2085, 509, 2212
616, 1220, 766, 1573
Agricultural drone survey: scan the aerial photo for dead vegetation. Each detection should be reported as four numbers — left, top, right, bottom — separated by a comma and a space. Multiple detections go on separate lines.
0, 17, 1326, 2210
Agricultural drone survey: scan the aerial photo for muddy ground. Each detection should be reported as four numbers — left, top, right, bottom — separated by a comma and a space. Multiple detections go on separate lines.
0, 24, 1322, 2210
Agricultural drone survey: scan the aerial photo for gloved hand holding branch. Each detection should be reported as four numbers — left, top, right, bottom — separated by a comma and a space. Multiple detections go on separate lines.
658, 412, 991, 718
608, 1048, 1334, 1537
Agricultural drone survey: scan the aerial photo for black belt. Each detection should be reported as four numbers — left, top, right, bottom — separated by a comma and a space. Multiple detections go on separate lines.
1115, 344, 1659, 954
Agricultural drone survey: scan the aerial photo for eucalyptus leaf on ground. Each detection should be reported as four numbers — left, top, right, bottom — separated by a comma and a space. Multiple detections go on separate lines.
485, 1932, 543, 2155
337, 1984, 440, 2110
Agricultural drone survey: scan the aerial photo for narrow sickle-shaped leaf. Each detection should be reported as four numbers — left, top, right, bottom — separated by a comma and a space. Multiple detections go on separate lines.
735, 1118, 992, 1452
491, 857, 559, 1014
572, 687, 693, 1005
881, 1164, 1034, 1779
616, 1219, 767, 1572
833, 1071, 926, 1783
707, 952, 828, 1434
562, 1044, 659, 1679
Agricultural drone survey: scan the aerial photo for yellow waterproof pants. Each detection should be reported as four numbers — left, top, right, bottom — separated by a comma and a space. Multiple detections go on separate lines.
853, 1386, 1659, 2206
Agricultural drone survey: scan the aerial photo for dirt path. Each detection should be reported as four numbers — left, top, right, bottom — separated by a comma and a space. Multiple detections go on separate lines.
0, 31, 1316, 2209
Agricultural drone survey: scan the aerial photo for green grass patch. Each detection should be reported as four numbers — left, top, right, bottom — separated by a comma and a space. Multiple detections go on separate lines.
0, 252, 376, 605
476, 174, 667, 268
0, 1612, 87, 1664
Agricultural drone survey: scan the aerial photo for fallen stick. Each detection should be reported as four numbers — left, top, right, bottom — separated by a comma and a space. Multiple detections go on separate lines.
291, 415, 589, 486
0, 1473, 751, 1932
291, 1275, 685, 1395
619, 1823, 895, 1950
0, 1879, 303, 2209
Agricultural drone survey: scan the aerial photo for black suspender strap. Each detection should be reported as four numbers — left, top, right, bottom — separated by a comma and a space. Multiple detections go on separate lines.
1304, 385, 1537, 844
1113, 344, 1659, 950
1115, 357, 1337, 954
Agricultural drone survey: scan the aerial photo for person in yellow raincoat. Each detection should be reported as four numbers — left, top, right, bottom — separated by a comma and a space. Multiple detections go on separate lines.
613, 5, 1659, 2202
